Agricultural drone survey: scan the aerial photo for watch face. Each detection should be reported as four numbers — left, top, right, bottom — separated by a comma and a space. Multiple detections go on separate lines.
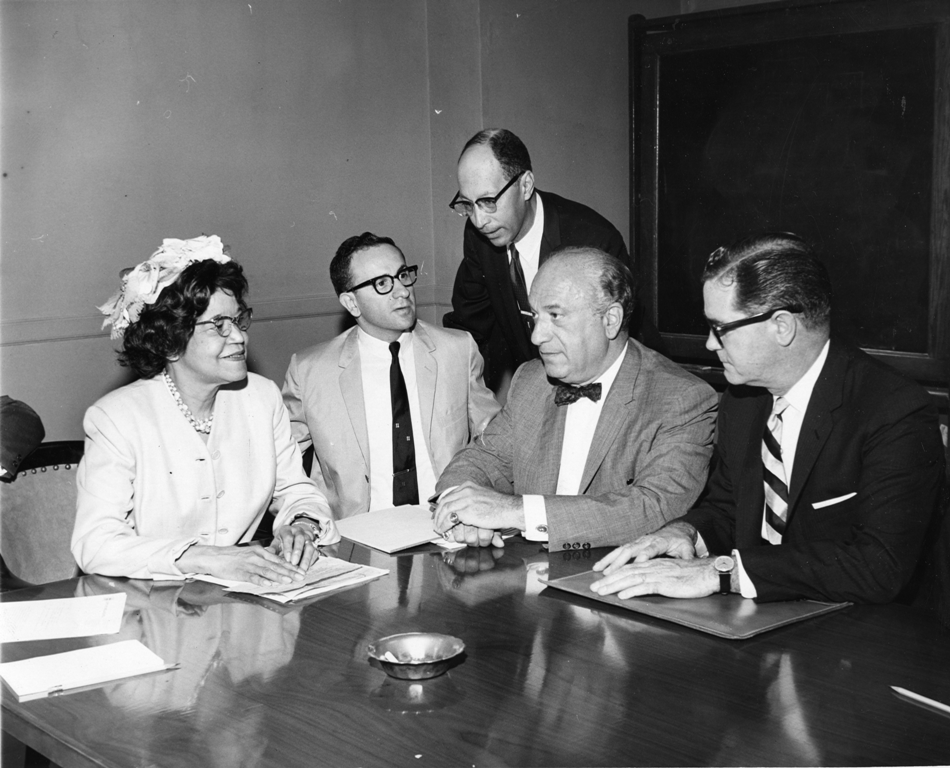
714, 555, 734, 573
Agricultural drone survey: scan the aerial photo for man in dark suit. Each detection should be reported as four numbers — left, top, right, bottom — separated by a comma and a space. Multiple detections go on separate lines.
591, 233, 944, 604
433, 247, 716, 552
443, 128, 661, 392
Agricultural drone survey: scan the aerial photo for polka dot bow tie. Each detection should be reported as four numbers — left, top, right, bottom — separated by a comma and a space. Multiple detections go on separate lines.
554, 382, 602, 406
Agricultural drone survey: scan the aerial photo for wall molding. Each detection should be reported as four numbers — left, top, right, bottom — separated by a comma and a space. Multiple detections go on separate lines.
0, 284, 457, 347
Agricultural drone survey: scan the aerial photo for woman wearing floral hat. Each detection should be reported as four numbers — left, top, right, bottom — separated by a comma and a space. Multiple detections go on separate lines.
72, 235, 338, 585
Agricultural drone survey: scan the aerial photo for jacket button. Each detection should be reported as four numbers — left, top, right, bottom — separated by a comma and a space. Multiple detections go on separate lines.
572, 542, 580, 549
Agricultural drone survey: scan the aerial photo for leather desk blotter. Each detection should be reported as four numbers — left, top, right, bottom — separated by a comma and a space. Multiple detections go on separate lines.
542, 569, 851, 640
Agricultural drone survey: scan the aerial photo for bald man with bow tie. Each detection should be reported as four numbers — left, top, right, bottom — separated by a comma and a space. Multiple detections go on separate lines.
433, 247, 717, 551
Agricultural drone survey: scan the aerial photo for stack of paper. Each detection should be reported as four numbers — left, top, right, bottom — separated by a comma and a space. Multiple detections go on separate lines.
336, 505, 461, 553
0, 594, 126, 643
194, 555, 388, 603
0, 640, 172, 702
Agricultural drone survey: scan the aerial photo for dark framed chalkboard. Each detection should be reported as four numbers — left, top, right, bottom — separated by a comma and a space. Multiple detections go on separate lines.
630, 0, 949, 394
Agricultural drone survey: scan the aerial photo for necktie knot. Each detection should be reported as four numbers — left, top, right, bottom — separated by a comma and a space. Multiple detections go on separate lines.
554, 382, 602, 406
389, 341, 401, 359
772, 396, 789, 419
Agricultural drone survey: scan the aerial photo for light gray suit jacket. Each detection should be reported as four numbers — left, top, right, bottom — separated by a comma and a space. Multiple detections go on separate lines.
283, 320, 500, 519
437, 340, 718, 551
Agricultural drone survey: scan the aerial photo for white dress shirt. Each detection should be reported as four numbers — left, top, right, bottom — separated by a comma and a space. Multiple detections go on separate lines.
357, 328, 437, 510
522, 347, 627, 541
729, 340, 831, 597
510, 192, 546, 291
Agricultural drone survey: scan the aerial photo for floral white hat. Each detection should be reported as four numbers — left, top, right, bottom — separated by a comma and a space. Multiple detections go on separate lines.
98, 235, 231, 339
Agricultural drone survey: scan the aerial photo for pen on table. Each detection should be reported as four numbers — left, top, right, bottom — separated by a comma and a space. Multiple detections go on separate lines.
45, 663, 181, 698
891, 686, 950, 717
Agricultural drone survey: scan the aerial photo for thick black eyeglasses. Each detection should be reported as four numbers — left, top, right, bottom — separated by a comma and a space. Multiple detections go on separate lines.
346, 265, 419, 295
706, 305, 802, 345
195, 307, 253, 337
448, 171, 525, 217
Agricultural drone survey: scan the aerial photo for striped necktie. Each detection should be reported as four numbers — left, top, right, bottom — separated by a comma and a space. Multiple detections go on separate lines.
508, 244, 534, 334
762, 396, 790, 544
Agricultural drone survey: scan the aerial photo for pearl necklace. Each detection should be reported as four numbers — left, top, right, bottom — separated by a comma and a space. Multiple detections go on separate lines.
162, 370, 214, 434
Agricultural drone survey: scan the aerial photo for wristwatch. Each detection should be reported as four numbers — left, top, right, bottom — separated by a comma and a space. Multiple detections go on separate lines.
713, 555, 735, 595
290, 515, 323, 543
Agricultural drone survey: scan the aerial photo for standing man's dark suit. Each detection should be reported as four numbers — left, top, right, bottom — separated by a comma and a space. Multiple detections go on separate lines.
683, 340, 943, 603
444, 129, 661, 393
445, 190, 638, 390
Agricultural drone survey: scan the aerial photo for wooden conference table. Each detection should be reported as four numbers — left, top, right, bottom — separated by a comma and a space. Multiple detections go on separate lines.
3, 538, 950, 768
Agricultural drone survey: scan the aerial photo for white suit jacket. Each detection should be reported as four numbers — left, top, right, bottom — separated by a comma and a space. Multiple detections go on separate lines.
282, 320, 500, 519
73, 373, 338, 579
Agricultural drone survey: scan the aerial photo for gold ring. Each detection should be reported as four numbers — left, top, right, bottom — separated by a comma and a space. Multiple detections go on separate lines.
449, 512, 459, 524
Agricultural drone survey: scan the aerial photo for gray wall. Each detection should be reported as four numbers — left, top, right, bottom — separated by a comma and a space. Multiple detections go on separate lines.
1, 0, 764, 439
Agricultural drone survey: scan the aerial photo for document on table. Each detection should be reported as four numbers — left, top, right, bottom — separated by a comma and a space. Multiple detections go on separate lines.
194, 555, 389, 603
0, 593, 127, 643
542, 569, 851, 640
0, 640, 172, 702
336, 505, 461, 553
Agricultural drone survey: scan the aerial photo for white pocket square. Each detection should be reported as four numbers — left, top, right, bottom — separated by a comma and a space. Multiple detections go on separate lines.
812, 492, 857, 510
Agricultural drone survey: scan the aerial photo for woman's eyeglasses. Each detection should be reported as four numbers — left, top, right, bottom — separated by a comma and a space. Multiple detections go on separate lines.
195, 307, 253, 337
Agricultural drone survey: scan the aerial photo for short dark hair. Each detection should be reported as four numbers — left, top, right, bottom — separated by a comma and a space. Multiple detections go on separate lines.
461, 128, 532, 181
547, 246, 636, 330
119, 259, 249, 379
703, 232, 832, 330
329, 232, 400, 295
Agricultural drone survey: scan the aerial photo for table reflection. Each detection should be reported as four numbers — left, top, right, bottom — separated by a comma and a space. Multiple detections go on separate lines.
3, 540, 948, 768
76, 576, 300, 768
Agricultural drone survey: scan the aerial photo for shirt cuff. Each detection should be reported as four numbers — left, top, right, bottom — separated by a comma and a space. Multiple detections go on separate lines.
522, 495, 548, 541
733, 549, 758, 599
694, 532, 709, 558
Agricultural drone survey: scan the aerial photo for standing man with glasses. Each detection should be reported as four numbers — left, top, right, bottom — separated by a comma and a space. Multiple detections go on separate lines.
443, 128, 663, 394
590, 233, 945, 604
282, 232, 500, 519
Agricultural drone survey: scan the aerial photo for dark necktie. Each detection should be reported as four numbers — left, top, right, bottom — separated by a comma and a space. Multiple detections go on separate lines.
554, 382, 603, 406
762, 396, 789, 544
508, 244, 534, 334
389, 341, 419, 505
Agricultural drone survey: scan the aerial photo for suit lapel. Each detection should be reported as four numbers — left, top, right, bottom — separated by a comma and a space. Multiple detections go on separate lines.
533, 384, 566, 494
787, 340, 845, 518
538, 191, 562, 267
736, 393, 771, 544
412, 323, 438, 449
579, 343, 637, 492
338, 329, 370, 468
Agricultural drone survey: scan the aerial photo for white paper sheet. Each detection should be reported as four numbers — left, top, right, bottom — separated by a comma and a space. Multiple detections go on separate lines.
0, 593, 127, 643
0, 639, 170, 701
335, 505, 449, 553
193, 555, 389, 603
